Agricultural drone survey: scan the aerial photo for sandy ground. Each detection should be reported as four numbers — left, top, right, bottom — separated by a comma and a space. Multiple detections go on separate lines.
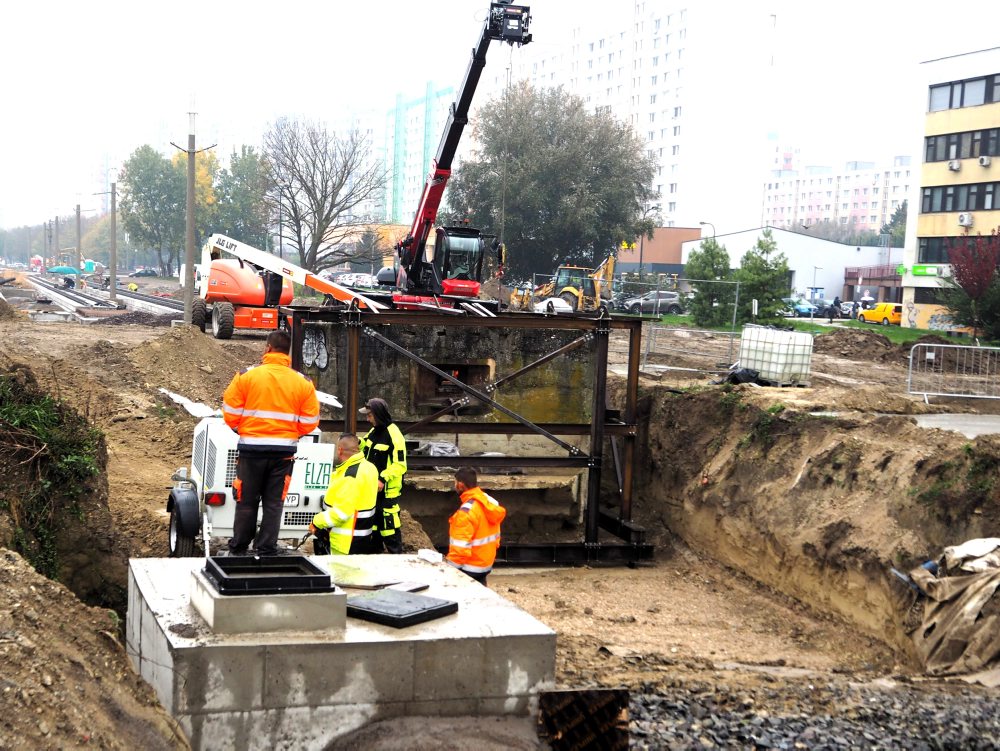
0, 284, 989, 746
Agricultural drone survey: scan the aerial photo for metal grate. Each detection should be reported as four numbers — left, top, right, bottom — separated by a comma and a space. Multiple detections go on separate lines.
224, 450, 237, 487
206, 438, 217, 484
192, 429, 207, 475
908, 343, 1000, 400
537, 689, 629, 750
283, 511, 313, 527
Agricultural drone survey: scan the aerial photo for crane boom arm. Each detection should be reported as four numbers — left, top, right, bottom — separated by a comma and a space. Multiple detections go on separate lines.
397, 2, 531, 290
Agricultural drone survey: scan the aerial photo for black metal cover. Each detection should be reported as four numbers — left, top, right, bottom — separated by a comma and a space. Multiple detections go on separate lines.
346, 589, 458, 628
203, 556, 334, 596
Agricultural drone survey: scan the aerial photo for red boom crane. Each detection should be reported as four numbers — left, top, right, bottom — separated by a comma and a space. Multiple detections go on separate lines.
393, 1, 531, 311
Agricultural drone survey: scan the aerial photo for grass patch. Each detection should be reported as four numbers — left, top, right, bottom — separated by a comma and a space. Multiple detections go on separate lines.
0, 373, 103, 578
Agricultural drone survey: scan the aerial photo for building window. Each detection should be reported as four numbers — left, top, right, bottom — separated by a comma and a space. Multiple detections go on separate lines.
921, 181, 1000, 213
673, 125, 681, 136
914, 287, 947, 305
669, 183, 677, 193
671, 145, 680, 155
668, 202, 676, 211
916, 237, 963, 265
928, 73, 1000, 112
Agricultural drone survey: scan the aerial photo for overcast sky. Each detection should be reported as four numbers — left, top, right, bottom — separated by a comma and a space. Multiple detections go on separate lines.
2, 0, 999, 229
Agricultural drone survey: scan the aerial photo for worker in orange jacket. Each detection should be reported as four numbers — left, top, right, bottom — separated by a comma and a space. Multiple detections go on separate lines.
446, 468, 506, 585
223, 330, 319, 556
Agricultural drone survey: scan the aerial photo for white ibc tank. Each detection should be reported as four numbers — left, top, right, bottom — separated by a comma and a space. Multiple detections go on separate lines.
738, 325, 813, 385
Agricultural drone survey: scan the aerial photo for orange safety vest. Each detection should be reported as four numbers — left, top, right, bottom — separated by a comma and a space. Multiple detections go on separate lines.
447, 486, 506, 575
222, 352, 320, 455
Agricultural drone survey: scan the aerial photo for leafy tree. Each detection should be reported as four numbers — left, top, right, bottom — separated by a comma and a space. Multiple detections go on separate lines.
684, 237, 735, 327
119, 145, 184, 275
943, 229, 1000, 339
734, 229, 790, 324
445, 82, 658, 281
264, 119, 385, 273
799, 219, 881, 247
880, 200, 907, 248
170, 148, 220, 247
215, 146, 270, 250
348, 228, 387, 272
80, 214, 134, 270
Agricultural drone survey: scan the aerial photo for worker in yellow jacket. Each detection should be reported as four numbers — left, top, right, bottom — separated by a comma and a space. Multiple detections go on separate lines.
359, 398, 407, 553
310, 434, 380, 555
447, 468, 506, 585
223, 330, 319, 556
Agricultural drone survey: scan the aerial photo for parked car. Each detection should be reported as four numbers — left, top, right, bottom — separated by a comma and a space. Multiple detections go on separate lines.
840, 301, 856, 317
781, 297, 819, 317
533, 296, 574, 314
129, 268, 157, 277
858, 302, 902, 326
622, 290, 684, 315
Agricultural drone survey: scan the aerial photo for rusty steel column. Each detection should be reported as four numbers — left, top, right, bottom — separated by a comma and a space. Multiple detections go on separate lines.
584, 315, 610, 544
622, 320, 642, 521
345, 314, 362, 436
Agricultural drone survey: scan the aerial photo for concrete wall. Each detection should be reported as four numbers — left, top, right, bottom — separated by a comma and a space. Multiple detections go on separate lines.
127, 557, 556, 751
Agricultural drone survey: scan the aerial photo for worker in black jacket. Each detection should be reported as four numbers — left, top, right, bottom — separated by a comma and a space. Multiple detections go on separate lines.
359, 398, 406, 553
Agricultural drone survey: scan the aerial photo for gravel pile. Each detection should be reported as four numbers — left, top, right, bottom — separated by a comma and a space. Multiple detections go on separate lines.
96, 310, 180, 327
629, 680, 1000, 750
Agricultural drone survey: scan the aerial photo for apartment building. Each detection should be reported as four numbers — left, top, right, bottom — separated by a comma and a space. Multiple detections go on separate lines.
480, 2, 774, 234
383, 83, 454, 225
763, 156, 912, 234
902, 47, 1000, 329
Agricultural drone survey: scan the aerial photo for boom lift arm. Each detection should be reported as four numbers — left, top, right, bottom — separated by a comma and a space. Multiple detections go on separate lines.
204, 234, 387, 312
395, 1, 531, 298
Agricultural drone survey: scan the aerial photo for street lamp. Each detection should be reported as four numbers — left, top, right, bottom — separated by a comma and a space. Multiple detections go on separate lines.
699, 221, 716, 239
638, 203, 660, 278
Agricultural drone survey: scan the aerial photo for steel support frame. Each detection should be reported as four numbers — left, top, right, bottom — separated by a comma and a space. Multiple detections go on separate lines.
286, 306, 647, 563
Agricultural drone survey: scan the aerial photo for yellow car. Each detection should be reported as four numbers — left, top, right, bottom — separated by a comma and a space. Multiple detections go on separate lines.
858, 302, 902, 326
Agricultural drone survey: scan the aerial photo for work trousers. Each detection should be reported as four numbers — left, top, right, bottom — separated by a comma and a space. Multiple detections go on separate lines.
375, 490, 403, 554
228, 454, 293, 556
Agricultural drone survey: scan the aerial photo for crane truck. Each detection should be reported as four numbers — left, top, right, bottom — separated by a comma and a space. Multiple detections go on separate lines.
391, 1, 531, 312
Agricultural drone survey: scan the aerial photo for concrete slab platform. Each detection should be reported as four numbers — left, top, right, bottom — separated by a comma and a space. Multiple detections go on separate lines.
127, 555, 556, 751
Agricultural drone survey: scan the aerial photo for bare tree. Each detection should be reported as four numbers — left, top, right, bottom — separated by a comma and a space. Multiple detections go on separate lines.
264, 119, 385, 273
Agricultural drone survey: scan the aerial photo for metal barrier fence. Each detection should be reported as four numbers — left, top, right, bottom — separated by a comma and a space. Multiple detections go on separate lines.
609, 324, 740, 373
907, 343, 1000, 401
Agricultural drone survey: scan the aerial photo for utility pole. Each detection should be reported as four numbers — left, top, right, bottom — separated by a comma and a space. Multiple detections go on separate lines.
172, 113, 215, 325
54, 216, 59, 264
110, 183, 118, 303
76, 203, 83, 276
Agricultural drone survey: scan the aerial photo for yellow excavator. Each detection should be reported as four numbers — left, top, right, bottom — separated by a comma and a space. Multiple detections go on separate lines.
510, 254, 616, 312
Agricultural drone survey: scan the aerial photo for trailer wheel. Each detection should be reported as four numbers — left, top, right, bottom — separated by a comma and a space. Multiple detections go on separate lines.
191, 298, 207, 332
212, 301, 235, 339
169, 505, 196, 557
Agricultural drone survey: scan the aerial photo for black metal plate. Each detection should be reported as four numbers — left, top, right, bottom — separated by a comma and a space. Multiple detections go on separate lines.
203, 556, 334, 596
346, 589, 457, 628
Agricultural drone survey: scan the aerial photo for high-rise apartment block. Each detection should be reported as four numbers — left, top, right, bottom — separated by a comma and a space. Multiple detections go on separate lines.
762, 157, 912, 233
480, 3, 775, 233
383, 83, 454, 225
902, 47, 1000, 328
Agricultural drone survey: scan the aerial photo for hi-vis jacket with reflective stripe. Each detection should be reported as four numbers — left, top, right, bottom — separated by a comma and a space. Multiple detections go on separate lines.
360, 422, 407, 499
447, 486, 506, 575
223, 352, 320, 456
311, 452, 379, 554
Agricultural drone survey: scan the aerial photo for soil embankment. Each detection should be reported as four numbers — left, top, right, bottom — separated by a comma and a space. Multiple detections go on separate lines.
620, 332, 1000, 658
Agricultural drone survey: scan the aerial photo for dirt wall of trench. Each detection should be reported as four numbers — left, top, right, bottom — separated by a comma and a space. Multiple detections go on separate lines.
617, 380, 1000, 659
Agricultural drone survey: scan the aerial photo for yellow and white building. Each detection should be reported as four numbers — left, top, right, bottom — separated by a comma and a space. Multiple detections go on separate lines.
903, 47, 1000, 329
